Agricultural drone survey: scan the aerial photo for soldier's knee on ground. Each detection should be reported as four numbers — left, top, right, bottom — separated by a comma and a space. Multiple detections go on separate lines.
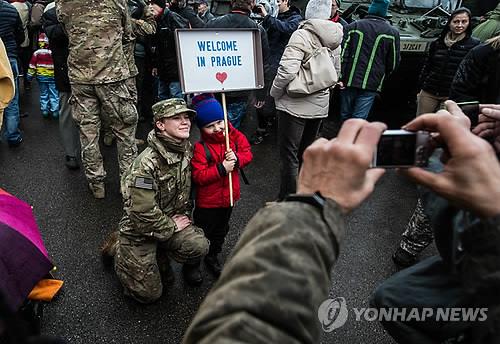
114, 247, 164, 303
124, 284, 163, 304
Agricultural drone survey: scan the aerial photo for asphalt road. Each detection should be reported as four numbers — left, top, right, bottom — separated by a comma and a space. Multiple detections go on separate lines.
0, 83, 436, 343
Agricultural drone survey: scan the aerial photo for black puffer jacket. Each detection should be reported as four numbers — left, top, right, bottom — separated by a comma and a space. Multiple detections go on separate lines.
41, 7, 71, 92
261, 6, 302, 76
450, 43, 500, 104
0, 0, 24, 59
170, 4, 204, 28
419, 9, 480, 97
154, 8, 189, 83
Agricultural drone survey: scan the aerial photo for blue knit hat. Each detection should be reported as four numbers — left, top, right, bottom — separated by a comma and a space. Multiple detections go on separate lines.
192, 94, 224, 128
368, 0, 389, 17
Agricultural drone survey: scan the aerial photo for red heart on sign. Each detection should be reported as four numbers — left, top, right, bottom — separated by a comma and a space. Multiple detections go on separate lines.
216, 72, 227, 84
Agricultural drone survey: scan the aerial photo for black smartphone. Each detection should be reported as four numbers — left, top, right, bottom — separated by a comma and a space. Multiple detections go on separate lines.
371, 130, 431, 168
456, 101, 480, 127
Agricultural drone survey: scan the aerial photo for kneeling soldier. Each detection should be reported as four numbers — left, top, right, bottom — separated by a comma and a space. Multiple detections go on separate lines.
102, 99, 209, 303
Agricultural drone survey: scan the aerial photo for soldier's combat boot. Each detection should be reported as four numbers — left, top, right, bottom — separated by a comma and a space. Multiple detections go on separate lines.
158, 252, 175, 285
182, 261, 203, 286
204, 254, 222, 277
101, 231, 119, 267
392, 247, 418, 267
89, 182, 105, 199
160, 261, 175, 286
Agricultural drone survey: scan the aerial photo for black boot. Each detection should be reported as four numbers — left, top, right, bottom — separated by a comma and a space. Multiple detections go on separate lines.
392, 247, 418, 267
204, 254, 222, 277
158, 254, 175, 285
101, 231, 119, 268
160, 261, 175, 286
182, 261, 203, 286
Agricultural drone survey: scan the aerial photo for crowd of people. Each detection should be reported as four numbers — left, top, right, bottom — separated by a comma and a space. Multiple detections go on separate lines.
1, 0, 500, 342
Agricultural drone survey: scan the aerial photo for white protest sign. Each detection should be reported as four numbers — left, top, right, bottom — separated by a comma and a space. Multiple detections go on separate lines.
175, 29, 264, 94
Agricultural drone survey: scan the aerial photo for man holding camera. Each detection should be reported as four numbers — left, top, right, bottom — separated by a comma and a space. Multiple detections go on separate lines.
183, 102, 500, 343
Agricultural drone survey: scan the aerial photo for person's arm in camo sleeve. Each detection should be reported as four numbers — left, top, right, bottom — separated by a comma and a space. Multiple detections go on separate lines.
122, 157, 180, 241
183, 120, 387, 343
131, 5, 157, 37
119, 0, 135, 44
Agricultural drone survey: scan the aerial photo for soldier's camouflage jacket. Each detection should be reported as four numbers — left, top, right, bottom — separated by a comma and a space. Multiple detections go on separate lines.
119, 130, 193, 241
124, 15, 157, 78
183, 199, 347, 343
55, 0, 134, 84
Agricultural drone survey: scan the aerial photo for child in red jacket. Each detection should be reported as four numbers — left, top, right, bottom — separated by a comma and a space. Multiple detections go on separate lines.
191, 94, 253, 277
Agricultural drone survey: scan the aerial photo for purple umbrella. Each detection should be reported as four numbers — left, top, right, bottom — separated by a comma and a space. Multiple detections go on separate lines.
0, 192, 53, 311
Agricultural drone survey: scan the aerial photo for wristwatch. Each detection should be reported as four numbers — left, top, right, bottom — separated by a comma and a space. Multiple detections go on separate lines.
283, 192, 326, 211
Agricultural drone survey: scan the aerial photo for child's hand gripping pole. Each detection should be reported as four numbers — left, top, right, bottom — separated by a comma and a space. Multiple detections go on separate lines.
221, 93, 234, 207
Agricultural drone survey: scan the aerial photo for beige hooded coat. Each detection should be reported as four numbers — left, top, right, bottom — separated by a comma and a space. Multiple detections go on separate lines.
270, 19, 343, 118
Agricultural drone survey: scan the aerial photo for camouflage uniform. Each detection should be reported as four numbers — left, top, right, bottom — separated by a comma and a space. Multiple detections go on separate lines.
183, 200, 346, 343
398, 198, 433, 257
114, 99, 209, 303
102, 14, 157, 142
56, 0, 138, 192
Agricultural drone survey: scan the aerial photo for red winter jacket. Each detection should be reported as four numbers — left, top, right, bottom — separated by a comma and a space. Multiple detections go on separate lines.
191, 124, 252, 208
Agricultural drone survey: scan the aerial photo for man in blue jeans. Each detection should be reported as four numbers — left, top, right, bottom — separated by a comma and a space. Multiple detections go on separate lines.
0, 0, 24, 147
340, 0, 400, 120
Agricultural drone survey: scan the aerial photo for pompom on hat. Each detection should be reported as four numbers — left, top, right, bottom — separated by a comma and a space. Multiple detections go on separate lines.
368, 0, 390, 17
191, 94, 224, 128
304, 0, 332, 20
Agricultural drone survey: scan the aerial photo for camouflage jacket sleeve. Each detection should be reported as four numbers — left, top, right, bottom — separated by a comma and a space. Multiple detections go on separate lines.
131, 16, 156, 37
122, 154, 177, 241
183, 199, 346, 344
120, 0, 135, 44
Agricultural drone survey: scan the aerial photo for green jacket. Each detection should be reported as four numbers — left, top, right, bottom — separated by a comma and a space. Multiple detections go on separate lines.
119, 130, 193, 241
183, 199, 346, 343
473, 4, 500, 42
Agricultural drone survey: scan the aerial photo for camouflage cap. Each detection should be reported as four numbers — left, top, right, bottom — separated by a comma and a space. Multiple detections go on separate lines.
152, 98, 196, 122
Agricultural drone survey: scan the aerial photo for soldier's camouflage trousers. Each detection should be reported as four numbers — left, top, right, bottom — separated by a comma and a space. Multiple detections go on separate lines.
398, 198, 434, 256
102, 77, 138, 138
71, 81, 138, 184
114, 225, 209, 303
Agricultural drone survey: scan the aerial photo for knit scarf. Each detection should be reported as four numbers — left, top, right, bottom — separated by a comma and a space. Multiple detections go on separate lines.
157, 133, 190, 154
444, 32, 465, 48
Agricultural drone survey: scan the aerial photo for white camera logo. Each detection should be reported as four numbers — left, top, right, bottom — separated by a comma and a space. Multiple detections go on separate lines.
317, 297, 349, 332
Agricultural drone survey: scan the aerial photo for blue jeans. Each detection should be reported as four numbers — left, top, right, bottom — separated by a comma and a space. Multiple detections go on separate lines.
157, 80, 183, 100
3, 58, 21, 144
38, 81, 59, 113
340, 87, 377, 120
227, 100, 247, 129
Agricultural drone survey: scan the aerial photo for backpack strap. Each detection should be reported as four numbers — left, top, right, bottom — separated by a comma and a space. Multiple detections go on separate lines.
234, 141, 250, 185
200, 141, 212, 163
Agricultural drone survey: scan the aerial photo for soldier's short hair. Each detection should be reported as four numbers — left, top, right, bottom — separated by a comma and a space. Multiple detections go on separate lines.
152, 98, 196, 122
231, 0, 253, 11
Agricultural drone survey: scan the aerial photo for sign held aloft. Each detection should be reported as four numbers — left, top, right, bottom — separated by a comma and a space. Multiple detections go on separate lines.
175, 28, 265, 94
